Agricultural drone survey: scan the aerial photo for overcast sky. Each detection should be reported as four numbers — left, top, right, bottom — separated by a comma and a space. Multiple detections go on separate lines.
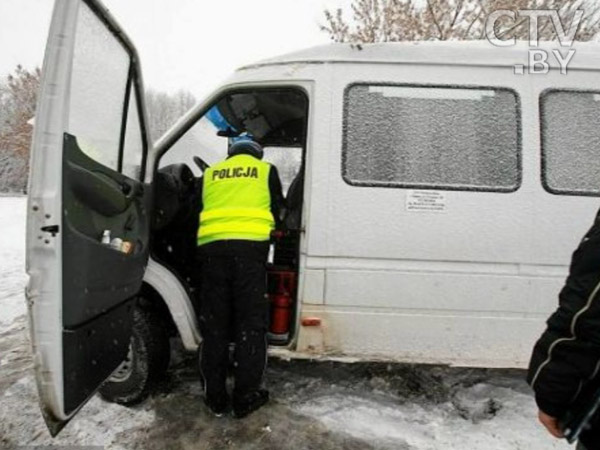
0, 0, 348, 99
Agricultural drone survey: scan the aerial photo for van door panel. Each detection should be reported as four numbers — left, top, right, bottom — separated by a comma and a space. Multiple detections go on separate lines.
63, 299, 134, 415
306, 63, 600, 365
62, 133, 149, 328
326, 65, 533, 279
26, 0, 151, 434
325, 269, 562, 313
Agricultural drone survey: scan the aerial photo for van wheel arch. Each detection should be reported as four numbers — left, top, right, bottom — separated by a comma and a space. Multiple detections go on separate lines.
138, 282, 177, 336
98, 289, 172, 405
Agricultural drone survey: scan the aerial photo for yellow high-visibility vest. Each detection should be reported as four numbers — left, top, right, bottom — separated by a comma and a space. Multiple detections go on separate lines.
197, 154, 274, 246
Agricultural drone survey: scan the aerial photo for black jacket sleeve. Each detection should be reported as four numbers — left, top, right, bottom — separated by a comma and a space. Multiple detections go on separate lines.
527, 210, 600, 418
269, 165, 285, 228
195, 177, 203, 215
182, 176, 202, 243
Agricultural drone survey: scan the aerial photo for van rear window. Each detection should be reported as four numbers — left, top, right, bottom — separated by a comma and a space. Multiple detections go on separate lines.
541, 90, 600, 196
342, 84, 521, 192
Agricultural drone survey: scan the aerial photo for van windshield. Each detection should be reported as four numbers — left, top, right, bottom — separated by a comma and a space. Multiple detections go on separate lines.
159, 88, 307, 195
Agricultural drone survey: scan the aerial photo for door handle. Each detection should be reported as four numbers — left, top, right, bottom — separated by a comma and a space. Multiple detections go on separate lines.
41, 225, 60, 237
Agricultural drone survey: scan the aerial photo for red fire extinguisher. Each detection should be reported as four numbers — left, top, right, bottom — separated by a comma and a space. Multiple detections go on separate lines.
269, 272, 295, 335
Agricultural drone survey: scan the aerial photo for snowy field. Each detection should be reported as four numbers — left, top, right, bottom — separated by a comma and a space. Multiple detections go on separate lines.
0, 196, 570, 449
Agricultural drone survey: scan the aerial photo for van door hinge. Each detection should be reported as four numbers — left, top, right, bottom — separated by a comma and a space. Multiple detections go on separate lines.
41, 225, 60, 237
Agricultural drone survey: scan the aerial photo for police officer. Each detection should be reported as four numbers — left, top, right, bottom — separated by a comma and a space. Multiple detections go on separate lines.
196, 139, 284, 418
528, 209, 600, 449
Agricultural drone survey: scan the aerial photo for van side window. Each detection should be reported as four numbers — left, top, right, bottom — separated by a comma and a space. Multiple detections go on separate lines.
541, 90, 600, 196
342, 84, 521, 192
66, 2, 146, 180
67, 3, 129, 171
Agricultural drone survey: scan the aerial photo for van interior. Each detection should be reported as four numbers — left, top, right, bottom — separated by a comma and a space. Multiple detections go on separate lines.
151, 88, 308, 345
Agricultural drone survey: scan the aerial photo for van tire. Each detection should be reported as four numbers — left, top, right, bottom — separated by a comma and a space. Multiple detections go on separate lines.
98, 303, 170, 405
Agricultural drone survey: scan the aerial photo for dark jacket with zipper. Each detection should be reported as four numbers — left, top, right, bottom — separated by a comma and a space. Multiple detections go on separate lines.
528, 209, 600, 448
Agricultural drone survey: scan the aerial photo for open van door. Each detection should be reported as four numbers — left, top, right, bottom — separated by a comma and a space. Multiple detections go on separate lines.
26, 0, 151, 436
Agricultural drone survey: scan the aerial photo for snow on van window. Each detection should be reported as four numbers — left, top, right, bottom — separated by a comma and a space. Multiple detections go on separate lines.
343, 84, 521, 192
542, 91, 600, 196
67, 2, 129, 171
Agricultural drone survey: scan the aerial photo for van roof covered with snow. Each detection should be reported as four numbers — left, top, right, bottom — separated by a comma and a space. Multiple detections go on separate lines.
240, 41, 600, 71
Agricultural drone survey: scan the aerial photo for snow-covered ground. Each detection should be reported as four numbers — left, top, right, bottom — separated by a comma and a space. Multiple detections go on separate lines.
0, 196, 28, 329
0, 196, 570, 449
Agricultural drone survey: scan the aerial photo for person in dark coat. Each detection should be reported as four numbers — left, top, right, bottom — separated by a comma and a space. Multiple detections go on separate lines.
195, 139, 284, 418
528, 209, 600, 450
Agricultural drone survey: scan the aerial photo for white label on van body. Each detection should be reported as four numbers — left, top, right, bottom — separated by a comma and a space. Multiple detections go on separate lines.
406, 190, 447, 213
369, 86, 495, 100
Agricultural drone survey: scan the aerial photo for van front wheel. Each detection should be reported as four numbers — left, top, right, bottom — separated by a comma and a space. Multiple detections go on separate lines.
98, 304, 170, 405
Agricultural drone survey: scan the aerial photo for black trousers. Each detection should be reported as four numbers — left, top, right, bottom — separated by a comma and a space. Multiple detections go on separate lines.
196, 240, 270, 402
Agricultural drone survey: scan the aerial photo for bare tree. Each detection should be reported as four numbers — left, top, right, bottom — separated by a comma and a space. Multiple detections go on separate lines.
0, 66, 40, 193
0, 74, 195, 192
145, 89, 197, 143
322, 0, 600, 43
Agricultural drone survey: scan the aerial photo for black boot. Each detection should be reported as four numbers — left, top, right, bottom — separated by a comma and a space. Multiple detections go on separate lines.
233, 389, 269, 418
204, 395, 230, 417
